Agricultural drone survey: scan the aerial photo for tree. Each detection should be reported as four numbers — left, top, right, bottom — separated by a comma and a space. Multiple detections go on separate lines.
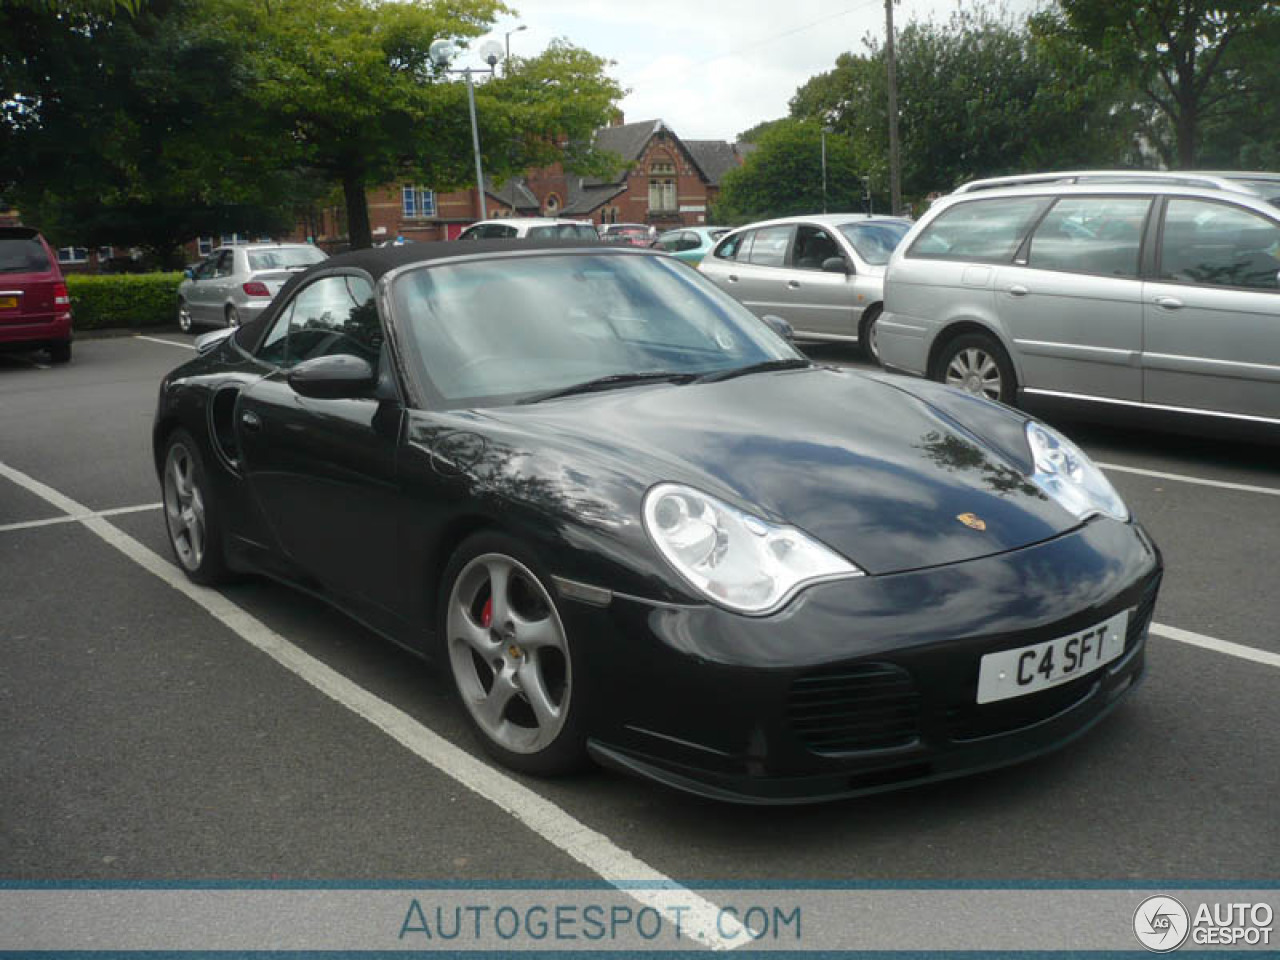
1, 0, 304, 263
1044, 0, 1280, 166
787, 8, 1134, 205
226, 0, 623, 248
715, 118, 864, 222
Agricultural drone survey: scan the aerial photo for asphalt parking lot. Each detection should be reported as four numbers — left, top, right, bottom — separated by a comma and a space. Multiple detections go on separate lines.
2, 333, 1277, 890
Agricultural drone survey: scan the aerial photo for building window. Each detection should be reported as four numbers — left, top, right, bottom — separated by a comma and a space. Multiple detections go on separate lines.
649, 179, 677, 214
220, 233, 249, 246
57, 247, 88, 264
197, 237, 214, 256
544, 193, 561, 215
650, 161, 676, 176
403, 186, 436, 218
97, 246, 114, 261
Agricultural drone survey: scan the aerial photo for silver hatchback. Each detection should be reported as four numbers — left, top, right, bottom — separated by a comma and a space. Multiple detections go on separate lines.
878, 182, 1280, 426
178, 243, 327, 331
698, 214, 911, 361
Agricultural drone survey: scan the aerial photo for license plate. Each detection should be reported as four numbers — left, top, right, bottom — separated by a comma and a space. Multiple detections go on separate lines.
976, 610, 1130, 704
0, 296, 17, 309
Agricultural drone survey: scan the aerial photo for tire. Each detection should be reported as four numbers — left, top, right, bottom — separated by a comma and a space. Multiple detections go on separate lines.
47, 340, 71, 364
178, 299, 193, 332
934, 332, 1018, 405
859, 305, 882, 365
226, 305, 241, 328
161, 429, 232, 585
439, 531, 588, 776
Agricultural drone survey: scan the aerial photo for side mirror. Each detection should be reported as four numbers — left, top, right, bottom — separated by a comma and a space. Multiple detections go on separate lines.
287, 354, 376, 400
194, 327, 234, 355
184, 268, 195, 280
821, 256, 851, 274
762, 314, 794, 341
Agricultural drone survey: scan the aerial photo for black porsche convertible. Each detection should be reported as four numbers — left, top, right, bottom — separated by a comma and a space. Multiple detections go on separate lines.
153, 240, 1161, 803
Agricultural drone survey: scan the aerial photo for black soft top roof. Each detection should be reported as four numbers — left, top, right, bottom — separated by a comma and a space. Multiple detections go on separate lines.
321, 237, 609, 281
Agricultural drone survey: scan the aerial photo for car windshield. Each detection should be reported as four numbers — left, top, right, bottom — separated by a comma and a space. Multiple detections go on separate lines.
607, 227, 648, 237
390, 252, 799, 405
247, 247, 326, 271
526, 224, 598, 240
837, 221, 911, 265
0, 236, 51, 273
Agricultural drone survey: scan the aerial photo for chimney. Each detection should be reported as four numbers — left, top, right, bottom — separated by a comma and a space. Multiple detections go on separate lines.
611, 110, 624, 127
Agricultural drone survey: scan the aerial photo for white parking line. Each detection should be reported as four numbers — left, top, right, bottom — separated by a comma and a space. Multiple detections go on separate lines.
134, 335, 195, 350
0, 502, 161, 534
1098, 462, 1280, 498
0, 458, 749, 952
1151, 622, 1280, 669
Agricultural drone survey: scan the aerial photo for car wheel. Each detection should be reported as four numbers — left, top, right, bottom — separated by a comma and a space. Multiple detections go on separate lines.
440, 532, 587, 776
161, 430, 231, 584
178, 299, 193, 332
226, 305, 241, 328
936, 333, 1017, 405
47, 341, 71, 364
859, 306, 882, 365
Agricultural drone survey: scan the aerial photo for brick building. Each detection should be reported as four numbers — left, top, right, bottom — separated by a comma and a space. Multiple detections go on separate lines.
297, 116, 752, 250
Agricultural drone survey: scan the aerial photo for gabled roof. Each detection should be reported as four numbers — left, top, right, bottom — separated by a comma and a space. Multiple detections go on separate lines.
684, 140, 745, 186
484, 175, 540, 211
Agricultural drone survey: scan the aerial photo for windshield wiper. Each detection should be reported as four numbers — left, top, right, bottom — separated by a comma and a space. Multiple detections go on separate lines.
519, 371, 697, 404
692, 357, 811, 384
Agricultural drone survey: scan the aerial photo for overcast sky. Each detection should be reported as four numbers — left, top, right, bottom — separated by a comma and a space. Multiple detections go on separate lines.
462, 0, 1044, 143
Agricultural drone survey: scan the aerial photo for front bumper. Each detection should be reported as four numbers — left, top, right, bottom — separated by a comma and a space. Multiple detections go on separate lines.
565, 518, 1161, 804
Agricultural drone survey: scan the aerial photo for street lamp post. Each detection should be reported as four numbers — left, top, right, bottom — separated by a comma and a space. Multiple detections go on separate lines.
504, 24, 526, 76
820, 126, 831, 215
431, 39, 503, 223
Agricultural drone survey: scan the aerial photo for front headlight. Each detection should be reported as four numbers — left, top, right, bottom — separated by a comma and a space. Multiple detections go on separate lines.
1025, 421, 1128, 522
642, 483, 863, 614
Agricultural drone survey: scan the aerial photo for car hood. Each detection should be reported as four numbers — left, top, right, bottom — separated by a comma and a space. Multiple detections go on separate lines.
482, 367, 1077, 576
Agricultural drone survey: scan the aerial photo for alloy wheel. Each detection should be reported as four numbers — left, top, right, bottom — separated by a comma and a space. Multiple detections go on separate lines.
227, 306, 241, 328
945, 347, 1003, 400
178, 301, 192, 332
163, 442, 206, 571
446, 553, 570, 754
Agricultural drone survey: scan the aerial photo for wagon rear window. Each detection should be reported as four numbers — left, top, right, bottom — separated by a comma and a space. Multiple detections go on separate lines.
0, 237, 51, 273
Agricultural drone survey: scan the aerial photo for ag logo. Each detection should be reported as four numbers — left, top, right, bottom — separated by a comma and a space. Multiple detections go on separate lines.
1134, 895, 1190, 952
956, 512, 986, 531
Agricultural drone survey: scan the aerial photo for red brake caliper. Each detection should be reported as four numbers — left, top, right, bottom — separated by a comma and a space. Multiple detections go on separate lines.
481, 597, 493, 629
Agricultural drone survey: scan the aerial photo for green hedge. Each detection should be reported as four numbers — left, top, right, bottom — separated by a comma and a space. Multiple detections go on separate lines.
66, 273, 183, 330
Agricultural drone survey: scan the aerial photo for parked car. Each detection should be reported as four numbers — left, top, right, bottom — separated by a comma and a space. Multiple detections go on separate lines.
153, 240, 1160, 803
698, 214, 912, 362
878, 181, 1280, 429
600, 223, 657, 247
652, 226, 730, 265
177, 243, 327, 332
457, 218, 599, 241
0, 227, 72, 363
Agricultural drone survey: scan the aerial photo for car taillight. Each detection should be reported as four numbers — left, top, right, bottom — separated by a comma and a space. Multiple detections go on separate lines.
242, 282, 271, 297
53, 282, 70, 306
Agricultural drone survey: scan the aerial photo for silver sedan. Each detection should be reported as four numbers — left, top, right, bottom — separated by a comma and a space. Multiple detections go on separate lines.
177, 243, 327, 331
698, 214, 911, 363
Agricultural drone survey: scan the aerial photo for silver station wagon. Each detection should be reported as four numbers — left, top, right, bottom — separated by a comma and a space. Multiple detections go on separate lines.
878, 181, 1280, 427
699, 214, 912, 361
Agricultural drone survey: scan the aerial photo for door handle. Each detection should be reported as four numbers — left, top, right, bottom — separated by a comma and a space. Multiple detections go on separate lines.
727, 274, 739, 283
1154, 296, 1183, 310
787, 280, 801, 289
1007, 285, 1029, 297
240, 410, 262, 431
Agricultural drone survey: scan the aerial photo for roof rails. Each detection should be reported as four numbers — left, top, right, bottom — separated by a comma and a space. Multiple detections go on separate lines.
951, 170, 1267, 198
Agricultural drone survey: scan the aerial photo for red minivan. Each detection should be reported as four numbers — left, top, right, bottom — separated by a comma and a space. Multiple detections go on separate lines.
0, 227, 72, 363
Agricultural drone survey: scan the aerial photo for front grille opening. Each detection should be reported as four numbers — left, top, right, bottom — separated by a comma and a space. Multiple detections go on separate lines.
788, 662, 922, 754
